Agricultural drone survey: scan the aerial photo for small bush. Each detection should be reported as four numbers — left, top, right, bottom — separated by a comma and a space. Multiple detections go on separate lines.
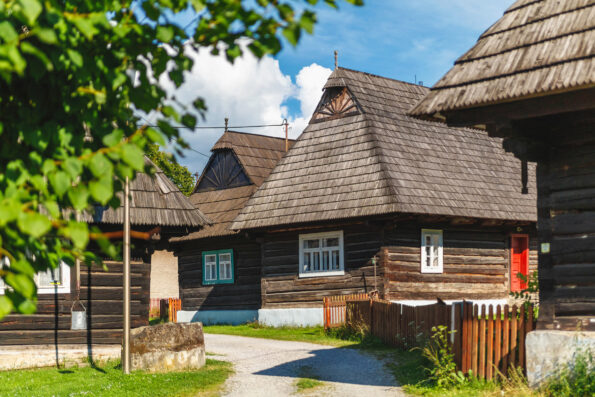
421, 325, 467, 388
541, 347, 594, 397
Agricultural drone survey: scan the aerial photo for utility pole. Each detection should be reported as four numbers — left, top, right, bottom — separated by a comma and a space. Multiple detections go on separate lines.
122, 176, 131, 374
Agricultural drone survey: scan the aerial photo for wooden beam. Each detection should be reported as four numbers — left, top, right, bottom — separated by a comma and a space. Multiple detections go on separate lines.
444, 88, 595, 127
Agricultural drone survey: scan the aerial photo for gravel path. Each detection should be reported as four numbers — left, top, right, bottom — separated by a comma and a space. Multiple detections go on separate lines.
205, 333, 404, 397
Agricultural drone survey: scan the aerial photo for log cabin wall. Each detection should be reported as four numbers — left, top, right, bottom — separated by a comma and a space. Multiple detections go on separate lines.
0, 258, 150, 345
177, 236, 261, 311
535, 111, 595, 331
261, 223, 384, 309
260, 220, 537, 308
382, 223, 537, 301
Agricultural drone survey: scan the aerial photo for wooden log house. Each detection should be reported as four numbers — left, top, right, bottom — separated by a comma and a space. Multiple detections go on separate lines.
410, 0, 595, 333
228, 67, 540, 326
171, 131, 295, 324
0, 159, 208, 345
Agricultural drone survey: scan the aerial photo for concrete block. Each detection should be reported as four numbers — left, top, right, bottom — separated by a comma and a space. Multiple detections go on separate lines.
526, 330, 595, 387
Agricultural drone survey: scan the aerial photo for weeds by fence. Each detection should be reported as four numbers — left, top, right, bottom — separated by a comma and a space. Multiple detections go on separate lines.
330, 296, 536, 381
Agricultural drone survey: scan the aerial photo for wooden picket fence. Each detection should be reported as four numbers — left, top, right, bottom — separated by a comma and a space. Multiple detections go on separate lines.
341, 297, 536, 380
453, 302, 536, 380
323, 293, 370, 329
346, 299, 450, 348
154, 297, 182, 323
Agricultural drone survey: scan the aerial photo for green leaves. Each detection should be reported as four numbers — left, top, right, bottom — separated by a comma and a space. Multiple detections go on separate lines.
49, 171, 70, 197
62, 221, 89, 249
14, 0, 42, 26
0, 0, 362, 322
121, 144, 145, 171
17, 212, 51, 238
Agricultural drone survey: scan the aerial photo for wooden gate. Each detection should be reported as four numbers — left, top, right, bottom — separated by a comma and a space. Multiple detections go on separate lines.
323, 293, 369, 329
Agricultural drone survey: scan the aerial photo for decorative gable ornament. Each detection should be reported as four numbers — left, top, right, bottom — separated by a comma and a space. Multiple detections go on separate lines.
311, 87, 360, 122
195, 149, 251, 192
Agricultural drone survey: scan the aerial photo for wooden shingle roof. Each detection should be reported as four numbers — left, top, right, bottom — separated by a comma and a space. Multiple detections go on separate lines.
231, 67, 537, 230
173, 131, 294, 241
82, 158, 210, 228
410, 0, 595, 118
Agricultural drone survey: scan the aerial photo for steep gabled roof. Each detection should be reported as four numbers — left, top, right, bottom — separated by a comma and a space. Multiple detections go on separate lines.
410, 0, 595, 118
83, 157, 210, 228
173, 131, 295, 241
231, 67, 537, 230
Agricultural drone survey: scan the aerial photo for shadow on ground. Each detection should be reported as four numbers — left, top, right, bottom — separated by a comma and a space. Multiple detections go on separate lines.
254, 347, 396, 387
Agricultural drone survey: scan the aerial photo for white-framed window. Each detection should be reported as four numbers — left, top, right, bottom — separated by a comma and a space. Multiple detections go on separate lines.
299, 231, 344, 277
421, 229, 443, 274
0, 258, 70, 295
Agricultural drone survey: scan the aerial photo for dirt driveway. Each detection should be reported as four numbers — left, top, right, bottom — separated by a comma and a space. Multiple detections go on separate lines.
205, 333, 404, 397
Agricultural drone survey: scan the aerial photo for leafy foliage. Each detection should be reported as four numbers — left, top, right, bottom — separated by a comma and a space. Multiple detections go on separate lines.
421, 325, 467, 388
0, 0, 363, 318
145, 144, 195, 196
541, 347, 595, 397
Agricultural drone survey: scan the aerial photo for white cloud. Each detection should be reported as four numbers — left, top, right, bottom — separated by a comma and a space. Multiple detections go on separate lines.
157, 45, 331, 174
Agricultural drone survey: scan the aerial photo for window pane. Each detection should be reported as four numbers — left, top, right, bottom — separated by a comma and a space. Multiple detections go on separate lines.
220, 262, 232, 280
205, 254, 217, 281
304, 239, 319, 249
323, 237, 339, 248
313, 252, 320, 271
303, 252, 310, 272
332, 250, 340, 270
322, 251, 329, 271
219, 253, 231, 263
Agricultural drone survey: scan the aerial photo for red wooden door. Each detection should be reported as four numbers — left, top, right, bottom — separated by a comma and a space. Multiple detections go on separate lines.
510, 235, 529, 292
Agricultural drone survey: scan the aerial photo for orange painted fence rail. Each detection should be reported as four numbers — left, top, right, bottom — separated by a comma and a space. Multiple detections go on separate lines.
323, 293, 370, 329
152, 297, 182, 322
336, 296, 536, 380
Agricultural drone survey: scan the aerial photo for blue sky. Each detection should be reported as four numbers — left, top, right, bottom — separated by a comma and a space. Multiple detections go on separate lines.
159, 1, 513, 174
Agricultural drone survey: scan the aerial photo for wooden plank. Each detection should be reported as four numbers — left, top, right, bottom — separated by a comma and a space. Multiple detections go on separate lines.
502, 304, 510, 375
510, 305, 518, 369
486, 305, 494, 381
495, 305, 502, 379
472, 304, 479, 376
519, 304, 526, 372
479, 304, 486, 379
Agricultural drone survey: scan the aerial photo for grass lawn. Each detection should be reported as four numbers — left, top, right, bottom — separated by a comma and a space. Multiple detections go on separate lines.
0, 359, 232, 397
203, 323, 359, 347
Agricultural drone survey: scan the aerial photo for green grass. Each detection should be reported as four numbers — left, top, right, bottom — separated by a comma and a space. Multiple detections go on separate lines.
0, 359, 232, 397
203, 323, 359, 347
295, 365, 324, 393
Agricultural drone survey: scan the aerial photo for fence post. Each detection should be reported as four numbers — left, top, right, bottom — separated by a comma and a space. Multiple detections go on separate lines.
479, 304, 486, 379
487, 305, 494, 381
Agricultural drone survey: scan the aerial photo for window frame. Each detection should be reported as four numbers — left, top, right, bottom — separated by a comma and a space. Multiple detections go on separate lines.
202, 249, 234, 285
421, 229, 443, 274
0, 258, 71, 295
298, 230, 345, 278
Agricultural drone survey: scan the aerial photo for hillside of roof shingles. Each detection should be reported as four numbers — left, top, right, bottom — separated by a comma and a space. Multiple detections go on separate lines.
231, 67, 537, 231
173, 132, 295, 241
82, 157, 210, 228
410, 0, 595, 117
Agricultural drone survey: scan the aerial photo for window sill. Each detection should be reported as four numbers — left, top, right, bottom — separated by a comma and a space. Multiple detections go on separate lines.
299, 270, 345, 278
420, 269, 443, 274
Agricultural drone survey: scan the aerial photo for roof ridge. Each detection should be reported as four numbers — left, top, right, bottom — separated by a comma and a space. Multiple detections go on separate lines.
480, 2, 595, 42
336, 67, 427, 88
221, 130, 298, 142
504, 0, 543, 15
